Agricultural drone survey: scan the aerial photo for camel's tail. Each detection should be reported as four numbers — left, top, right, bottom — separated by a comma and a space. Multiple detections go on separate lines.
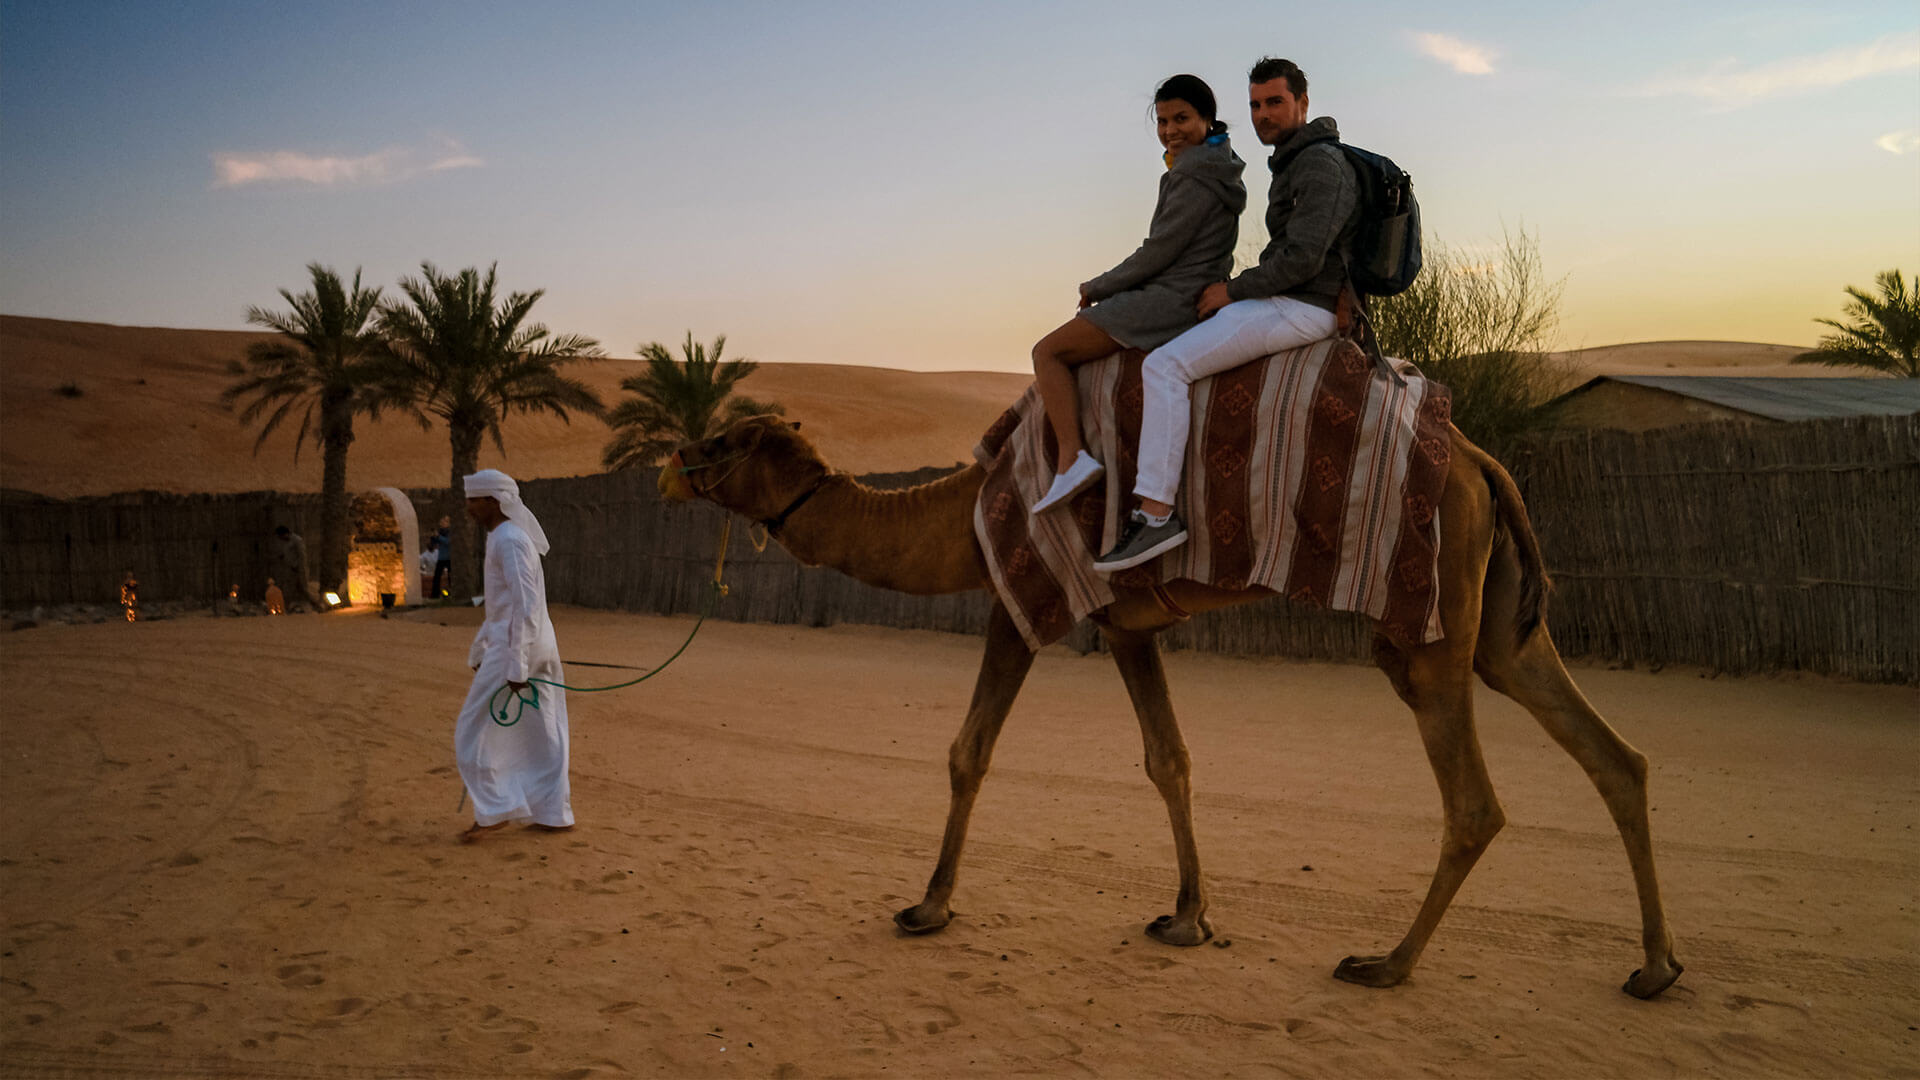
1479, 446, 1551, 650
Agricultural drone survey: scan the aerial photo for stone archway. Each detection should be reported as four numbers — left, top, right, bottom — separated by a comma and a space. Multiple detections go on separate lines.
345, 487, 421, 607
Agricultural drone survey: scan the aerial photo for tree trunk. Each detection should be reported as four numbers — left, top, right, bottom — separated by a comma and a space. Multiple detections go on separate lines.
317, 396, 355, 598
447, 422, 484, 602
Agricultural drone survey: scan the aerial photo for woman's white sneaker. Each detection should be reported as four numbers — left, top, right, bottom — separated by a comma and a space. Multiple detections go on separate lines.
1031, 450, 1105, 513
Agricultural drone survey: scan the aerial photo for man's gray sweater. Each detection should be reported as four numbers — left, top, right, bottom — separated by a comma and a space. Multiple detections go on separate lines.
1225, 116, 1358, 312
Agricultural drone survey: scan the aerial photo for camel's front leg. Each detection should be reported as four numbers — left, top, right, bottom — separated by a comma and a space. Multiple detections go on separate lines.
1106, 627, 1213, 946
895, 601, 1036, 936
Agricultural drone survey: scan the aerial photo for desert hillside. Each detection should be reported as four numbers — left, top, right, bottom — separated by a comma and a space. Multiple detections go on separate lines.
0, 315, 1031, 497
2, 315, 1815, 498
1550, 339, 1813, 379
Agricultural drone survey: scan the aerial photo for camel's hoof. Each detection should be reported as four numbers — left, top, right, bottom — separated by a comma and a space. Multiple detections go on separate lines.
1144, 913, 1213, 947
1332, 953, 1408, 988
893, 903, 952, 936
1622, 957, 1683, 999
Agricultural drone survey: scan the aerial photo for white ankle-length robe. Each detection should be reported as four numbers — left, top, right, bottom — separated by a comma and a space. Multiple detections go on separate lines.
455, 519, 572, 827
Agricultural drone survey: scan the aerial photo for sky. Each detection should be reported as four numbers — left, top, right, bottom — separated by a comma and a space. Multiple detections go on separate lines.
2, 0, 1916, 372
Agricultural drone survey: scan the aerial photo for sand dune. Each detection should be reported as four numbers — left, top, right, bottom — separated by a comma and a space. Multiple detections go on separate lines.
2, 609, 1914, 1076
2, 315, 1818, 498
0, 315, 1029, 497
1550, 340, 1816, 380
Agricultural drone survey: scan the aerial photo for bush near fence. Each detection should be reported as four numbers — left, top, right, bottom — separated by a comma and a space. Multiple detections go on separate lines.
3, 415, 1913, 682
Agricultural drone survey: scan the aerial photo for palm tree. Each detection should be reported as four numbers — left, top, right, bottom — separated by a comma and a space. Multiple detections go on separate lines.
377, 262, 605, 595
1795, 270, 1919, 377
222, 263, 386, 600
601, 333, 783, 471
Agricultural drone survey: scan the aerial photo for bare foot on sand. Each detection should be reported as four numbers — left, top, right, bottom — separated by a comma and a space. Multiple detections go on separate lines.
527, 823, 574, 833
459, 821, 511, 844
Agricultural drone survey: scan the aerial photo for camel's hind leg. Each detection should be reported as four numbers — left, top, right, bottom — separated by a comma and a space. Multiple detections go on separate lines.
1336, 632, 1506, 988
1476, 551, 1682, 997
1106, 626, 1213, 946
895, 601, 1036, 936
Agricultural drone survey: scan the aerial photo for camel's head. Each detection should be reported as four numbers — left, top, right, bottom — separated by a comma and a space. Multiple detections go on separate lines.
659, 414, 832, 526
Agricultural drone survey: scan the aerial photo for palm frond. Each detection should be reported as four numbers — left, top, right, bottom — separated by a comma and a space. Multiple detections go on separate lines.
600, 329, 786, 469
1795, 270, 1920, 377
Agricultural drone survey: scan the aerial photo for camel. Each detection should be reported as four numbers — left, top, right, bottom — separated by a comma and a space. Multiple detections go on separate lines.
659, 413, 1683, 999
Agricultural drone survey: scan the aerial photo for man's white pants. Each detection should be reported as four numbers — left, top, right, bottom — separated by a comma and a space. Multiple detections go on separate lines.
455, 662, 573, 828
1134, 296, 1337, 505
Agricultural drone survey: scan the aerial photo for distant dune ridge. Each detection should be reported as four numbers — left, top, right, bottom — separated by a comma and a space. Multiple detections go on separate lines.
0, 314, 1812, 498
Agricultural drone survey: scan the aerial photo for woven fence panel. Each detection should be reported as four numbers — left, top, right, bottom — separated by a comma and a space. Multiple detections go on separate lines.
6, 414, 1913, 682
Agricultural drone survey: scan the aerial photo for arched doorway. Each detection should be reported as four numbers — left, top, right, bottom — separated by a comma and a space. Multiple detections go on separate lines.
346, 487, 421, 607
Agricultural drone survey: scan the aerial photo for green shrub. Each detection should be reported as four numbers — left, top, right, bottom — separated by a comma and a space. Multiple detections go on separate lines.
1371, 229, 1573, 456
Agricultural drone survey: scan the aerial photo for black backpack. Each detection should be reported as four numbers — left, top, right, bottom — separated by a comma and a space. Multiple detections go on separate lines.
1272, 138, 1422, 297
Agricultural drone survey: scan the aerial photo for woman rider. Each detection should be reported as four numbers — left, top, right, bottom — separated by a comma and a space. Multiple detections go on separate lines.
1029, 73, 1247, 513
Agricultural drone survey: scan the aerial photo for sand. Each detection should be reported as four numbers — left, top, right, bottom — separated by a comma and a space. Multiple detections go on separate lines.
3, 608, 1915, 1077
1549, 340, 1820, 381
0, 315, 1028, 498
1, 316, 1818, 499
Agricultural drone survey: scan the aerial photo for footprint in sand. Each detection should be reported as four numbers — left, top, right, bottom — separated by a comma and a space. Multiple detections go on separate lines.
18, 998, 63, 1027
399, 990, 466, 1014
116, 997, 211, 1036
275, 963, 324, 989
469, 1002, 540, 1038
855, 999, 961, 1043
300, 996, 375, 1028
467, 915, 531, 936
555, 1062, 632, 1079
1159, 1011, 1278, 1036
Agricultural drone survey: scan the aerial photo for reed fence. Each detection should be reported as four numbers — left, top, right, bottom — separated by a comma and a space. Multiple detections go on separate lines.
4, 414, 1913, 682
0, 489, 322, 609
1508, 413, 1917, 682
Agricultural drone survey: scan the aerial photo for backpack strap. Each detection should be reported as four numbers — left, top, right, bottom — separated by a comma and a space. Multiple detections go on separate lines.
1266, 131, 1341, 177
1339, 281, 1406, 388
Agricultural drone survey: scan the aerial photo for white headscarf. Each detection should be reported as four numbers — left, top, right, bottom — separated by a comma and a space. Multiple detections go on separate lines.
463, 469, 550, 555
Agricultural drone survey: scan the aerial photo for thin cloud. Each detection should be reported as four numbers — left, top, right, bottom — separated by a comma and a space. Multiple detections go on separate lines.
212, 138, 482, 188
1411, 31, 1497, 76
1875, 129, 1920, 155
1636, 30, 1920, 110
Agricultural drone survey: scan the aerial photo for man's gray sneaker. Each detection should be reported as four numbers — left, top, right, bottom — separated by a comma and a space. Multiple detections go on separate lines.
1093, 511, 1188, 573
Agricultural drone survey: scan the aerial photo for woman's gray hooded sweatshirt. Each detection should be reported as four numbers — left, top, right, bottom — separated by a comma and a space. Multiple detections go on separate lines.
1080, 136, 1248, 351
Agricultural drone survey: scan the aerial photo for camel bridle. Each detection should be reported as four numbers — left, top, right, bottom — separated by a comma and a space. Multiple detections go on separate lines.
678, 445, 828, 538
760, 475, 829, 537
679, 447, 753, 498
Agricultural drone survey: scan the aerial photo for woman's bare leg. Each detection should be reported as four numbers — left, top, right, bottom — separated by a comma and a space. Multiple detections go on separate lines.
1032, 317, 1122, 473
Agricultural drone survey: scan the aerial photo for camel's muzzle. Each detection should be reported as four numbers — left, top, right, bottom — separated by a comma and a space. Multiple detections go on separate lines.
658, 452, 698, 502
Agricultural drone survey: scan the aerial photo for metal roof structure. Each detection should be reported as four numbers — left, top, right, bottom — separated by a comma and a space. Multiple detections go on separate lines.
1551, 376, 1920, 421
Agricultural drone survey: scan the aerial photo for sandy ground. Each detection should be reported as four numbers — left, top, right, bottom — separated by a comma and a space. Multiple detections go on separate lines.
2, 608, 1914, 1078
2, 315, 1816, 498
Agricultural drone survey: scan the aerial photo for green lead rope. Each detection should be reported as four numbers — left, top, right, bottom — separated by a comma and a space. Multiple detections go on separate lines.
483, 518, 734, 727
485, 579, 725, 725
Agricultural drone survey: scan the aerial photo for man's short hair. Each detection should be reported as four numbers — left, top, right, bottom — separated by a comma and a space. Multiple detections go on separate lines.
1249, 57, 1307, 97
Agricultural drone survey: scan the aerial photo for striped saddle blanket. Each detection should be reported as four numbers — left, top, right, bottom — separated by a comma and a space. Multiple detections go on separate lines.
971, 337, 1454, 651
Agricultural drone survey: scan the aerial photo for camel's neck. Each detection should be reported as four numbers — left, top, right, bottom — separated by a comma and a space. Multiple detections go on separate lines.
770, 465, 987, 595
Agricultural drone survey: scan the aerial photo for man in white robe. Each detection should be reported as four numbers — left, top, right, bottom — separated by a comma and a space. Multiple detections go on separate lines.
455, 469, 573, 841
